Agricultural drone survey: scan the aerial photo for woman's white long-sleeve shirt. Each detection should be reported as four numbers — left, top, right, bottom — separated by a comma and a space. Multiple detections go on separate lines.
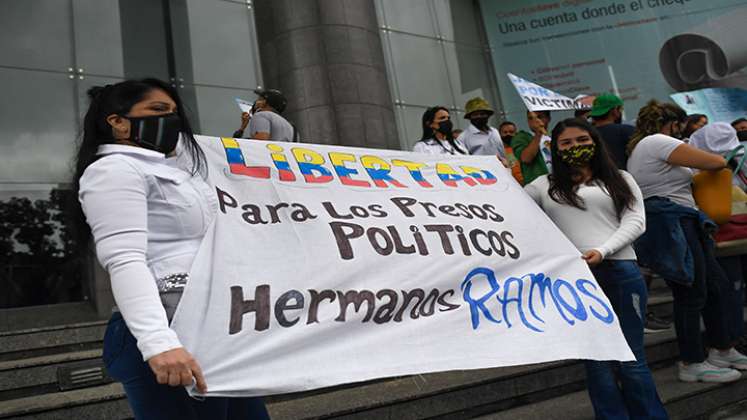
79, 144, 217, 360
524, 171, 645, 260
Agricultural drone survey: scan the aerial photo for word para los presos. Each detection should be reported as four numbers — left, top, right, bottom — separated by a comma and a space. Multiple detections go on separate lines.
229, 285, 461, 334
330, 222, 520, 260
220, 137, 500, 189
322, 197, 505, 223
461, 267, 614, 332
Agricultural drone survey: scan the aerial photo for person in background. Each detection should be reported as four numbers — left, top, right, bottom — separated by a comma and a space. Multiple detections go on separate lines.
233, 88, 296, 142
413, 106, 467, 155
499, 121, 524, 185
683, 114, 708, 140
457, 97, 505, 159
628, 100, 747, 383
574, 108, 592, 121
512, 110, 552, 185
75, 79, 269, 418
590, 94, 634, 170
525, 118, 667, 419
732, 118, 747, 142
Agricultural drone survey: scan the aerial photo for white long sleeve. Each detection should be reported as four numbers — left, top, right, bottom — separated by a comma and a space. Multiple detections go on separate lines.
524, 172, 645, 260
80, 155, 182, 360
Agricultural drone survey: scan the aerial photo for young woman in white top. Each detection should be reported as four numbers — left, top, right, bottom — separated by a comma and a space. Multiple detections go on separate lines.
74, 79, 268, 419
627, 100, 746, 384
525, 118, 667, 419
412, 106, 468, 155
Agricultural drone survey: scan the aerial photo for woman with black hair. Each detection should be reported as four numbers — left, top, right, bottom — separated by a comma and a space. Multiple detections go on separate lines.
412, 106, 468, 155
683, 113, 708, 140
525, 118, 667, 419
75, 78, 268, 419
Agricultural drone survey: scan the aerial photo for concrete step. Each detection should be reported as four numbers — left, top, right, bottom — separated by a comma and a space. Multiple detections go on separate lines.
0, 349, 103, 401
476, 364, 747, 420
0, 321, 106, 362
0, 383, 129, 420
0, 327, 682, 420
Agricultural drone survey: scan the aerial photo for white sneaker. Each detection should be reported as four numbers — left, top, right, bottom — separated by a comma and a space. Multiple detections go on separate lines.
708, 348, 747, 370
678, 361, 741, 383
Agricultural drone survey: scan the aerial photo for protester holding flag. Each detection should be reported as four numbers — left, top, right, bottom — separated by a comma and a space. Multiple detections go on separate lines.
413, 106, 468, 155
628, 100, 747, 383
525, 118, 667, 419
499, 121, 524, 185
74, 78, 269, 419
512, 110, 552, 184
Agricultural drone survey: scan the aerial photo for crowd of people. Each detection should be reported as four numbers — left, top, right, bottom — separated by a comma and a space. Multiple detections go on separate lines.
71, 75, 747, 419
413, 94, 747, 419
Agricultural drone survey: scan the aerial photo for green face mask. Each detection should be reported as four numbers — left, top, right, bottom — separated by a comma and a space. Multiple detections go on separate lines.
558, 143, 596, 167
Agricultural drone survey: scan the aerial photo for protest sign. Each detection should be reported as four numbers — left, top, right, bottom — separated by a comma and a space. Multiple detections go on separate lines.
171, 136, 634, 397
234, 97, 254, 114
670, 88, 747, 123
508, 73, 586, 111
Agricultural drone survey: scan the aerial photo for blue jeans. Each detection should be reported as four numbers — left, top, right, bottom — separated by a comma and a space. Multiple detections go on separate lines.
103, 312, 269, 420
584, 260, 668, 420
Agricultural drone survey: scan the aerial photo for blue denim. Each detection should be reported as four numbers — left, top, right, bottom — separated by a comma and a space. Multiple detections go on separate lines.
669, 218, 732, 363
584, 260, 668, 420
635, 197, 716, 286
103, 312, 269, 420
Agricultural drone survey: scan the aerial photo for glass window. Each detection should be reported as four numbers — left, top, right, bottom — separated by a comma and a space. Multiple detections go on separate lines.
0, 0, 74, 72
72, 0, 125, 78
386, 32, 454, 107
190, 84, 256, 138
378, 0, 438, 38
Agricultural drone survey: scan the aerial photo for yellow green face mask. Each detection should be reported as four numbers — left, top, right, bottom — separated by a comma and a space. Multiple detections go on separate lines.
558, 143, 596, 167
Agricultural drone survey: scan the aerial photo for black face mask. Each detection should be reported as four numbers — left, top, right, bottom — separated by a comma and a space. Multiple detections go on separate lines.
738, 131, 747, 142
126, 113, 182, 154
471, 117, 489, 131
437, 120, 453, 137
502, 134, 513, 145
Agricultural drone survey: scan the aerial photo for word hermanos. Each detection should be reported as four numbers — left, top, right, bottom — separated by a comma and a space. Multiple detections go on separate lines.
229, 285, 461, 334
220, 138, 499, 189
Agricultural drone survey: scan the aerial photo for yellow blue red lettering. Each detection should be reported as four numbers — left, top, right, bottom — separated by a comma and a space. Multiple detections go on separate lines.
267, 144, 296, 182
392, 159, 432, 188
460, 166, 497, 186
221, 137, 271, 179
329, 152, 371, 187
436, 163, 477, 187
360, 155, 407, 188
292, 148, 334, 183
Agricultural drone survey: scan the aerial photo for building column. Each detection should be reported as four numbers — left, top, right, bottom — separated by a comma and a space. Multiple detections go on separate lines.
254, 0, 399, 149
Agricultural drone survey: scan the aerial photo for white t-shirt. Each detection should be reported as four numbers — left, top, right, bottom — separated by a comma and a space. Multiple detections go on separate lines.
627, 134, 695, 208
412, 137, 468, 155
524, 171, 645, 260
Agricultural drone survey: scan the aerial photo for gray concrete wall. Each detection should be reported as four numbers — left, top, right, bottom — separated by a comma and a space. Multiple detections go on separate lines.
254, 0, 399, 149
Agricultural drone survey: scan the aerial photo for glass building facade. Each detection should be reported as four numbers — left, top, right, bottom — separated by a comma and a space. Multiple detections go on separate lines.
0, 0, 500, 323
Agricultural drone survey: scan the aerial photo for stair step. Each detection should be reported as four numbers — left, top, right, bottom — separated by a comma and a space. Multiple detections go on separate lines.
0, 321, 107, 362
0, 383, 128, 420
0, 327, 681, 420
0, 349, 103, 400
476, 365, 747, 420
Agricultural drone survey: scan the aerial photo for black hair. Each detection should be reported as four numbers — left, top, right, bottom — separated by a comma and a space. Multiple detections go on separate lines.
732, 117, 747, 128
418, 106, 466, 154
683, 113, 707, 138
574, 109, 591, 118
498, 121, 516, 130
72, 78, 206, 252
548, 118, 636, 220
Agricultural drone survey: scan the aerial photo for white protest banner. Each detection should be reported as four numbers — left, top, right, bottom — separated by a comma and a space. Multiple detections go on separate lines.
508, 73, 587, 111
234, 97, 254, 114
170, 136, 634, 397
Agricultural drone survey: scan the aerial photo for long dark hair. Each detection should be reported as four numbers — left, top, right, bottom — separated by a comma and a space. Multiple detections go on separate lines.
72, 78, 206, 251
418, 106, 466, 154
548, 118, 635, 220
